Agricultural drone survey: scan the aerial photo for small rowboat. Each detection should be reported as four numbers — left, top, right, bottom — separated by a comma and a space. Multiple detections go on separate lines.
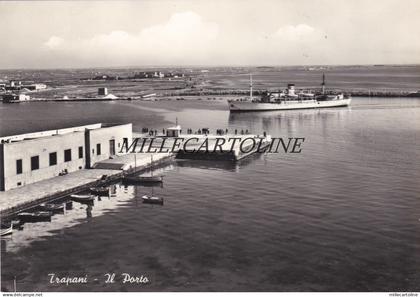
70, 194, 95, 203
142, 195, 164, 205
90, 187, 109, 196
38, 203, 65, 213
1, 223, 13, 236
18, 211, 52, 222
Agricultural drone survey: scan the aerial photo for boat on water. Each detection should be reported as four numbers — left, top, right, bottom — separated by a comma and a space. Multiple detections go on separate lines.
142, 187, 164, 205
1, 223, 13, 236
123, 155, 164, 184
18, 211, 52, 222
142, 195, 164, 205
407, 90, 420, 97
124, 175, 163, 184
90, 186, 110, 196
70, 194, 95, 203
38, 203, 65, 213
228, 74, 351, 112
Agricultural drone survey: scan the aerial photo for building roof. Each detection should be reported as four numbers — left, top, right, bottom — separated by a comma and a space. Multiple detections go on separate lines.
167, 125, 181, 131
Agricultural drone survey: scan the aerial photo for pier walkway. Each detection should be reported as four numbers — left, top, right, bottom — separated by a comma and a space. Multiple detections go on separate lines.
0, 168, 117, 212
0, 153, 172, 218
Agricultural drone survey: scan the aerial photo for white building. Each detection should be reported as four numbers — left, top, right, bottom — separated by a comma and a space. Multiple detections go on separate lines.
2, 93, 30, 103
98, 87, 108, 96
23, 83, 47, 91
0, 123, 132, 191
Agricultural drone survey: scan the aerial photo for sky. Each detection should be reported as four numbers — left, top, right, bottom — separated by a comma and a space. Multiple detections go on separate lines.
0, 0, 419, 68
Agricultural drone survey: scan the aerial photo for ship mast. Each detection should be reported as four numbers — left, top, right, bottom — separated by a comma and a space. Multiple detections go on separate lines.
250, 73, 253, 100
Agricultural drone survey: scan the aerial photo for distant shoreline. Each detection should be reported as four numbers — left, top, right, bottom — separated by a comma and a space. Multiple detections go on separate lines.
3, 89, 419, 103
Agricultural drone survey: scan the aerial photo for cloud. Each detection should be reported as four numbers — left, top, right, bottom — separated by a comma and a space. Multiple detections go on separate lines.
246, 23, 329, 64
43, 11, 219, 65
271, 24, 323, 42
41, 17, 332, 66
44, 36, 64, 49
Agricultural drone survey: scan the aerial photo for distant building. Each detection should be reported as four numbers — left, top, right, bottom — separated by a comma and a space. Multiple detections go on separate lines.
287, 84, 297, 97
98, 87, 108, 96
22, 83, 47, 91
9, 81, 21, 88
2, 93, 30, 103
4, 81, 47, 92
0, 123, 132, 191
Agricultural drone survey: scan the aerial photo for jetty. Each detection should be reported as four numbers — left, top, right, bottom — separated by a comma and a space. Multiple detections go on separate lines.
131, 126, 272, 162
174, 134, 271, 161
0, 152, 172, 219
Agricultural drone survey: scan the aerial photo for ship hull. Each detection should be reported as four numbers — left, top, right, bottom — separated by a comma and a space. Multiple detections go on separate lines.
228, 98, 351, 112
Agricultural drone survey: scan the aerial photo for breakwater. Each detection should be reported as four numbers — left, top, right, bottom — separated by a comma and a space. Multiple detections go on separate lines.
160, 89, 417, 98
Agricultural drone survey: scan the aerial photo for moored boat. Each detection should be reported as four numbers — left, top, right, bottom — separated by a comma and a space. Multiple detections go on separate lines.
123, 155, 164, 184
38, 203, 65, 213
90, 186, 110, 196
1, 223, 13, 236
123, 175, 163, 184
18, 211, 52, 222
142, 195, 164, 205
70, 194, 95, 203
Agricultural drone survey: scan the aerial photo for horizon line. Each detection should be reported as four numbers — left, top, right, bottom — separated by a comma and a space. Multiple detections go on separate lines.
1, 63, 420, 71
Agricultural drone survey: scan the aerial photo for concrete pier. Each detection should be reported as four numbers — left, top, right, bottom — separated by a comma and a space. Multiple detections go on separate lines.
0, 152, 172, 219
174, 134, 272, 161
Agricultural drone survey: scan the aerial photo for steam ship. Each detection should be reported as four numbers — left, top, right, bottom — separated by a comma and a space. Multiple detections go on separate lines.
228, 74, 351, 112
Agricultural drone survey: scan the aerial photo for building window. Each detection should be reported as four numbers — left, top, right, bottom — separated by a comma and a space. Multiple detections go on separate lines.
64, 149, 72, 162
49, 152, 57, 166
31, 156, 39, 171
16, 159, 22, 175
78, 146, 83, 159
96, 143, 101, 155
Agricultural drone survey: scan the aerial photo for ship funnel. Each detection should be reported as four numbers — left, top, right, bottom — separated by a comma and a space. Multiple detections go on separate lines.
287, 84, 295, 96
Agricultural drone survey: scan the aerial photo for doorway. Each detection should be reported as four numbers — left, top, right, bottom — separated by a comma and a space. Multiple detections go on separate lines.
109, 139, 116, 155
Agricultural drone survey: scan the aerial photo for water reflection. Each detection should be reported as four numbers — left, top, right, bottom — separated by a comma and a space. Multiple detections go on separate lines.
1, 239, 8, 253
1, 185, 136, 253
228, 108, 350, 136
86, 204, 93, 219
175, 159, 239, 172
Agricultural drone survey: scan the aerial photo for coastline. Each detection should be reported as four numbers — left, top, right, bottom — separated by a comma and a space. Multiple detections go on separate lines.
2, 89, 419, 104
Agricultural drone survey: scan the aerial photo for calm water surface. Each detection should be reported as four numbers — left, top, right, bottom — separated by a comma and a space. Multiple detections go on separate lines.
1, 97, 420, 291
